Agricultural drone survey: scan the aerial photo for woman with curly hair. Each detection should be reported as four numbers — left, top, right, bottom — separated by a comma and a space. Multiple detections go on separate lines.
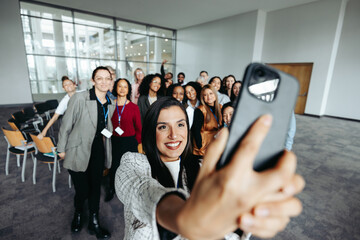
137, 73, 166, 123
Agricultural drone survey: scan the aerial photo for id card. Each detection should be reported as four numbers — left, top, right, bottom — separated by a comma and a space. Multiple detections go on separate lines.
101, 128, 112, 138
115, 127, 124, 136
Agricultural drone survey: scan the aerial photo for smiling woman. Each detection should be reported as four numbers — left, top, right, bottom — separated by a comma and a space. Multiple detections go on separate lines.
57, 66, 115, 239
114, 97, 305, 240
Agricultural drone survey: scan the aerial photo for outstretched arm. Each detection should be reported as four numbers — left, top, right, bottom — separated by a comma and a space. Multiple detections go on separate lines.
37, 113, 60, 139
156, 115, 305, 239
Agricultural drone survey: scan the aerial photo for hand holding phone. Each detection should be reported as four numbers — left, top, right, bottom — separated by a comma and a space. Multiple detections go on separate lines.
217, 63, 299, 171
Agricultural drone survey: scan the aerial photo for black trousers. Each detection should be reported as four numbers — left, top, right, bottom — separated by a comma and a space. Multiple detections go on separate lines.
69, 136, 105, 214
109, 135, 138, 190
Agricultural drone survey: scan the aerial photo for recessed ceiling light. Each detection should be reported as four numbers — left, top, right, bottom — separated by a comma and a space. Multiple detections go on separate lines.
130, 45, 133, 48
140, 44, 143, 47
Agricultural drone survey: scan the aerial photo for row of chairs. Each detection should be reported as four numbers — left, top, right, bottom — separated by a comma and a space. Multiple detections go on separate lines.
2, 99, 71, 192
8, 99, 59, 139
2, 127, 70, 192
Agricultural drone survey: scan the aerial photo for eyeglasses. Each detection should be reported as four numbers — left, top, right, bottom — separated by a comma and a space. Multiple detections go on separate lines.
136, 71, 144, 75
95, 77, 112, 82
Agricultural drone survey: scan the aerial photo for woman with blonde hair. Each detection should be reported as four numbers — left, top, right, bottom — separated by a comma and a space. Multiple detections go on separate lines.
131, 68, 145, 104
191, 84, 222, 157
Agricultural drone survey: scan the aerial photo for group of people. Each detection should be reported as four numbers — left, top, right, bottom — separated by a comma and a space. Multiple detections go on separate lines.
40, 64, 304, 240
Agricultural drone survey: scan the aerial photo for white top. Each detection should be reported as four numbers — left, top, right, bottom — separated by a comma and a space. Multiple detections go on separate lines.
115, 152, 242, 240
55, 90, 85, 115
164, 160, 180, 186
186, 99, 200, 128
217, 92, 231, 105
55, 94, 70, 115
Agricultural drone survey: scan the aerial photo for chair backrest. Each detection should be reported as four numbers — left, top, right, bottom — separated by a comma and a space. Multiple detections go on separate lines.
30, 134, 55, 153
8, 118, 19, 131
34, 102, 50, 114
46, 99, 59, 110
12, 111, 27, 123
1, 127, 26, 147
23, 107, 36, 118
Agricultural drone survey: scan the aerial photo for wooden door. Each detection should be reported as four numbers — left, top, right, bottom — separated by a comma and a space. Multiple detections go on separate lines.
267, 63, 313, 114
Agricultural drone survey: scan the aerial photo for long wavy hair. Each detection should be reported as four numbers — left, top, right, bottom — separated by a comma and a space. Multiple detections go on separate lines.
142, 97, 199, 190
200, 84, 222, 124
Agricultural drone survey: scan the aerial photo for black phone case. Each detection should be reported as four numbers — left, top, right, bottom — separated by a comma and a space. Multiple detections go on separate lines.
216, 63, 299, 171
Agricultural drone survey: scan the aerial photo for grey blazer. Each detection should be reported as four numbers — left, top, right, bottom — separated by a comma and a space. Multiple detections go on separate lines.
57, 90, 115, 172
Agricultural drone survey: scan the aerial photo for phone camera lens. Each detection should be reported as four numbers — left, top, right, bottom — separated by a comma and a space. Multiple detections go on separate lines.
254, 68, 266, 81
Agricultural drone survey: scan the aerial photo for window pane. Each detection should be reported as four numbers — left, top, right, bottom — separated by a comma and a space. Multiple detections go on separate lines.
29, 56, 76, 93
116, 20, 146, 35
77, 59, 116, 89
117, 31, 147, 61
122, 61, 148, 83
20, 2, 72, 22
22, 16, 75, 56
74, 12, 113, 28
75, 25, 115, 59
149, 27, 173, 39
149, 37, 173, 63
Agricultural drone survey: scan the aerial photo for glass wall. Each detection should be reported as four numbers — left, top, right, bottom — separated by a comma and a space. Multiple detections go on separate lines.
20, 1, 176, 96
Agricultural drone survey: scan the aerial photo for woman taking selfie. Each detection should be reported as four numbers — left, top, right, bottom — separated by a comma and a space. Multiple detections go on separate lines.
57, 66, 114, 239
105, 78, 142, 202
191, 84, 222, 157
115, 97, 305, 240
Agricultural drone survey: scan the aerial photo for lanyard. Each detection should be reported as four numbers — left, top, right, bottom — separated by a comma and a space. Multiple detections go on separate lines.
96, 95, 109, 125
209, 107, 219, 125
116, 99, 127, 125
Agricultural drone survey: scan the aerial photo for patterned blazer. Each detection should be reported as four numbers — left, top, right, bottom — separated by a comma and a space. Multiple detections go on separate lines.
115, 152, 242, 240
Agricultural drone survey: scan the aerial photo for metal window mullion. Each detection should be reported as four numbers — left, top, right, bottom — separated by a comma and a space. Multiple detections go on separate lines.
114, 18, 119, 76
72, 10, 80, 84
172, 30, 177, 76
27, 15, 40, 94
146, 25, 150, 74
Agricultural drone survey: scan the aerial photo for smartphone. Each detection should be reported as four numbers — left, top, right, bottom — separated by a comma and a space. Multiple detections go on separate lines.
216, 63, 299, 171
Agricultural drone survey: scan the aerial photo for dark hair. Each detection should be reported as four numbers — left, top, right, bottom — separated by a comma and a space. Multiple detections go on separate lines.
208, 76, 221, 84
199, 70, 208, 76
138, 73, 165, 96
112, 78, 132, 101
184, 81, 202, 101
167, 72, 173, 78
166, 83, 185, 104
61, 76, 75, 85
230, 80, 243, 102
221, 101, 234, 116
142, 97, 199, 190
91, 66, 112, 80
177, 72, 185, 78
61, 76, 69, 82
221, 102, 235, 127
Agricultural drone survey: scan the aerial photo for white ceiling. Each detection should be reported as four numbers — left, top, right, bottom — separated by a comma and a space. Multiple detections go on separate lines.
35, 0, 318, 29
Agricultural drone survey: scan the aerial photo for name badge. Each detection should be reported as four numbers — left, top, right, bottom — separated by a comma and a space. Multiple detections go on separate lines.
115, 127, 124, 136
101, 128, 112, 138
